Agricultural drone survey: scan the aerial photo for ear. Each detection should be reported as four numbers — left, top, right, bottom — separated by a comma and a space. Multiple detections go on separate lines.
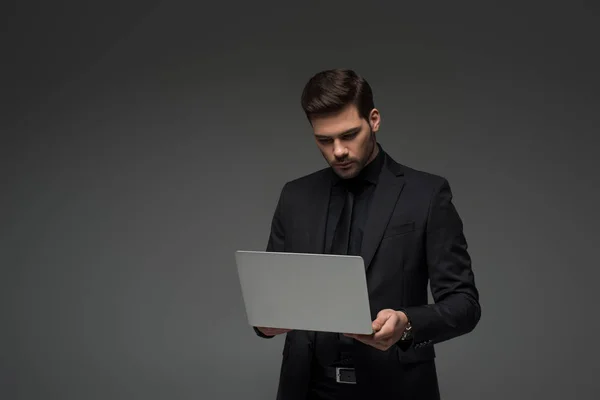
368, 108, 381, 132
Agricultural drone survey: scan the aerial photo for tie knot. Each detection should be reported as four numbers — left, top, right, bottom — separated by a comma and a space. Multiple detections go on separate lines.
343, 179, 364, 196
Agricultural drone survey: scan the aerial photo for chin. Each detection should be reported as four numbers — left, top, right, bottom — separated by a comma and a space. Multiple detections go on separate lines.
335, 167, 359, 179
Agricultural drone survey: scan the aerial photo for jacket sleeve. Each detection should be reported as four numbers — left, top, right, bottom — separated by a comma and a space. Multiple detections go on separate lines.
401, 178, 481, 349
253, 183, 288, 339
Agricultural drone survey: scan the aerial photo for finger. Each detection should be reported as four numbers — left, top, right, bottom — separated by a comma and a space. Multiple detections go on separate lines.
372, 320, 384, 331
345, 329, 394, 351
347, 334, 384, 349
350, 334, 374, 347
260, 327, 291, 335
372, 309, 393, 330
373, 313, 399, 341
343, 333, 366, 338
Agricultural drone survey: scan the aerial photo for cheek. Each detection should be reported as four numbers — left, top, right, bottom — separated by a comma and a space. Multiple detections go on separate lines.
353, 136, 369, 157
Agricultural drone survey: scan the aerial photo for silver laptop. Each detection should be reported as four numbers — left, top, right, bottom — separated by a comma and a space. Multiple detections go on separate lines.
235, 250, 373, 335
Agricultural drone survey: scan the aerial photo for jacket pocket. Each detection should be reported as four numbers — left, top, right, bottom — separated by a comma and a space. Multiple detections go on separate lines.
382, 220, 415, 239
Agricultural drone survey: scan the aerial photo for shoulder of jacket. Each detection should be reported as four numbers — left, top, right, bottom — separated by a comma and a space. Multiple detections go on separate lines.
396, 162, 449, 190
282, 167, 330, 190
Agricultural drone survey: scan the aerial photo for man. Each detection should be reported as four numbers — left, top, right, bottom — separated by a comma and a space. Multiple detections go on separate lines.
253, 69, 481, 400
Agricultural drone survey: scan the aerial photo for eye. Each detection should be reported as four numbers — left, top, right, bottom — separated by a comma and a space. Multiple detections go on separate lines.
341, 131, 358, 140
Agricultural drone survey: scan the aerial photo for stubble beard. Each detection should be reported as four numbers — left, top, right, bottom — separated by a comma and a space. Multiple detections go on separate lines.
331, 130, 377, 179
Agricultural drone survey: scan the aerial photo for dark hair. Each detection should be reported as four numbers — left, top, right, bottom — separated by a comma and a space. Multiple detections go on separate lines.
300, 68, 375, 122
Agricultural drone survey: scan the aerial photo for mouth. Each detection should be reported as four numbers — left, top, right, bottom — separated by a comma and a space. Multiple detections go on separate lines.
335, 162, 353, 169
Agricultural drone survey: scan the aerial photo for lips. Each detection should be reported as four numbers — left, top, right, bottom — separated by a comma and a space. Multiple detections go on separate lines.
335, 161, 353, 168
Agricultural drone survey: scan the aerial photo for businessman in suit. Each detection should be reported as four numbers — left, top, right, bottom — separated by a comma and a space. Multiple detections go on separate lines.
253, 68, 481, 400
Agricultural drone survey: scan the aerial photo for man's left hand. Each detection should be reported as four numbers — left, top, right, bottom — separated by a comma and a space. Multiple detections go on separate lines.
344, 309, 408, 351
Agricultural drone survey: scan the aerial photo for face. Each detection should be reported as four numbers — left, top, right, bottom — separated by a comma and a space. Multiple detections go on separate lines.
311, 104, 381, 179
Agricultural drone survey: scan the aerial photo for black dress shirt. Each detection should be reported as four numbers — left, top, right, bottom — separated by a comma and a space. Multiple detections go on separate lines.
325, 145, 384, 257
308, 146, 385, 400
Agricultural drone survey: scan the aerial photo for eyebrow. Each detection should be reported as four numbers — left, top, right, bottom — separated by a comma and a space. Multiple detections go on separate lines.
314, 126, 361, 140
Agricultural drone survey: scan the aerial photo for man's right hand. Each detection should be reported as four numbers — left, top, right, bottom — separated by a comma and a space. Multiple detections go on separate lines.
256, 327, 292, 336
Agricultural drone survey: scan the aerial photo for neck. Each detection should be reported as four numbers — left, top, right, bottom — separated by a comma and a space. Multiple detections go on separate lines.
365, 141, 379, 165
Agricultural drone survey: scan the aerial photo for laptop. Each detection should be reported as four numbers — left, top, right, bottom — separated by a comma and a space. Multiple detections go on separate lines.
234, 250, 374, 335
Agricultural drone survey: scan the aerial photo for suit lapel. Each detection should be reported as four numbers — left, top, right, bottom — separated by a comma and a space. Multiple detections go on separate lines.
361, 155, 405, 271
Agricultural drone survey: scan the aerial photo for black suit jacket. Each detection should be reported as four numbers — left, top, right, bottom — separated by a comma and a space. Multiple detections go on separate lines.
255, 149, 481, 400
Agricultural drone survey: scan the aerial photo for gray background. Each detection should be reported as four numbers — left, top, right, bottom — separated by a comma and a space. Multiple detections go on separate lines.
3, 1, 599, 399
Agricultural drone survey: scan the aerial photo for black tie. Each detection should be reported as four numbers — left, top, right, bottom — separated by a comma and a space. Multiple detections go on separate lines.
331, 188, 355, 255
314, 186, 357, 366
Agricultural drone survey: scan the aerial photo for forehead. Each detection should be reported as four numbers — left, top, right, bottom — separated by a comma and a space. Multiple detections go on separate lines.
311, 105, 364, 136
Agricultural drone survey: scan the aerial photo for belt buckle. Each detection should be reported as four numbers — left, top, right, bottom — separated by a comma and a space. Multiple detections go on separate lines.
335, 367, 356, 384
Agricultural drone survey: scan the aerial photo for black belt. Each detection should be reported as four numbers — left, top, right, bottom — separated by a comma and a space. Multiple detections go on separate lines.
313, 338, 357, 384
321, 366, 357, 384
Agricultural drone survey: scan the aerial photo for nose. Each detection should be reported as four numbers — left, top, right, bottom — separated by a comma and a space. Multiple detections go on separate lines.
333, 140, 348, 159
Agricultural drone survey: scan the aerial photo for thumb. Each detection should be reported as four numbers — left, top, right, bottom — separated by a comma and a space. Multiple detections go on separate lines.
372, 309, 393, 330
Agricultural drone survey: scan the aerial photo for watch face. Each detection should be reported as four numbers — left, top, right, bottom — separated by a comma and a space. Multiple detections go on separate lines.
401, 323, 413, 340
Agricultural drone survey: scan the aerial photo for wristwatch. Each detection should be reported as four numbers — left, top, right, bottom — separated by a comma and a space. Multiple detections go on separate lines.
400, 320, 413, 341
